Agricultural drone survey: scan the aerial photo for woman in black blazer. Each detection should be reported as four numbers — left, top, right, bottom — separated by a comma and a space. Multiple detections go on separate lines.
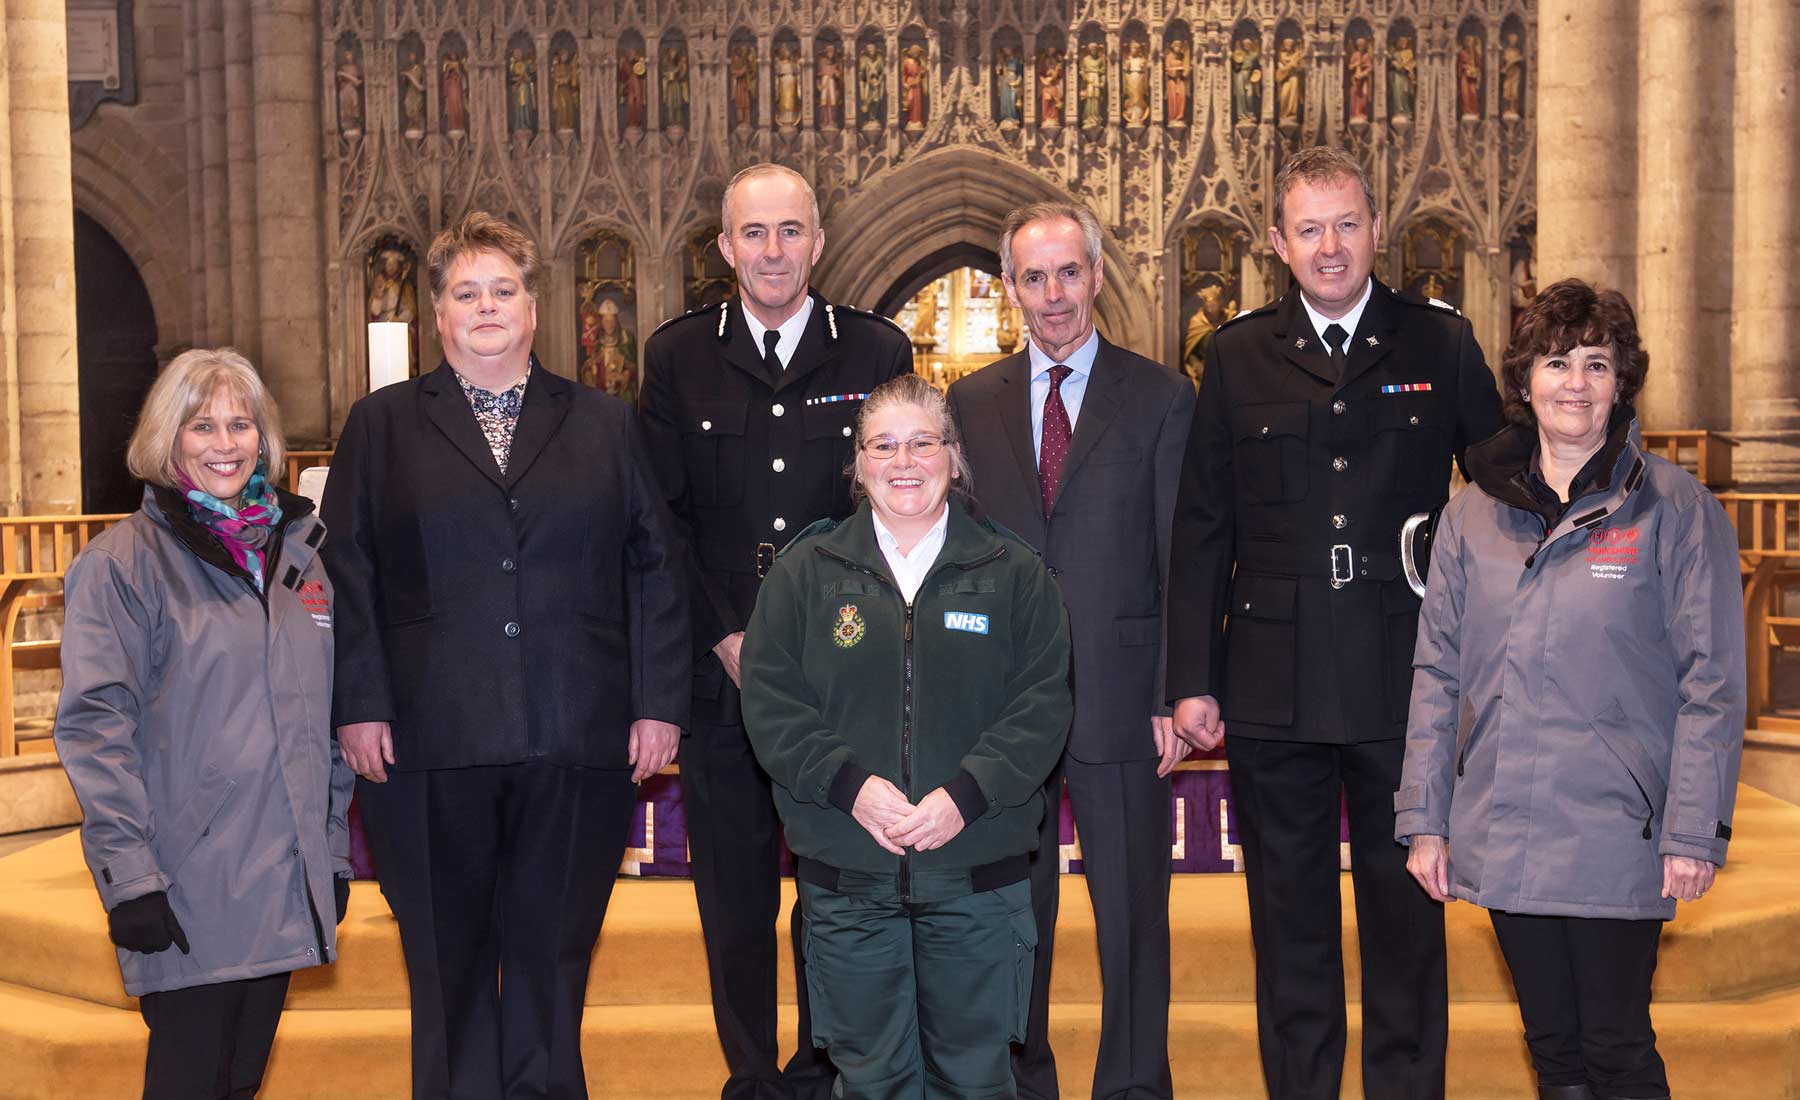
322, 211, 689, 1100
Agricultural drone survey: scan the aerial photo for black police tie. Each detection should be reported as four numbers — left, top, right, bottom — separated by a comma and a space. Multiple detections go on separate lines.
762, 329, 783, 384
1323, 322, 1349, 380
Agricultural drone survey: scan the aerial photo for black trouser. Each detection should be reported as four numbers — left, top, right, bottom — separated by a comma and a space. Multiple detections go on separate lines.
357, 761, 638, 1100
682, 716, 833, 1100
1225, 735, 1447, 1100
1489, 910, 1669, 1098
1014, 754, 1173, 1100
139, 971, 291, 1100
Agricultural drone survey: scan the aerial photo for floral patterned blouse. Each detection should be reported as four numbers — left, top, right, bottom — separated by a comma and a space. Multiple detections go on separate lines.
453, 366, 530, 475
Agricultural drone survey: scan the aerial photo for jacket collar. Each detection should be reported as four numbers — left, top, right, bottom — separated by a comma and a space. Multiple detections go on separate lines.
1269, 278, 1406, 389
144, 482, 317, 587
419, 355, 573, 489
811, 499, 1010, 590
718, 290, 842, 394
987, 334, 1127, 519
1466, 407, 1647, 544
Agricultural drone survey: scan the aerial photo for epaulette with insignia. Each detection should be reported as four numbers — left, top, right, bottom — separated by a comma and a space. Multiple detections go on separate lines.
826, 301, 910, 342
1428, 297, 1461, 315
1385, 281, 1464, 317
1216, 298, 1277, 333
651, 301, 726, 337
778, 516, 839, 556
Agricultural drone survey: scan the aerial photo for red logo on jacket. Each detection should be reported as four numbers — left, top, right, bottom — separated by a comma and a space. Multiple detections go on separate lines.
1586, 526, 1640, 580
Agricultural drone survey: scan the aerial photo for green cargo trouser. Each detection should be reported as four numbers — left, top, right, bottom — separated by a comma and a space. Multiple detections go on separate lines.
798, 873, 1036, 1100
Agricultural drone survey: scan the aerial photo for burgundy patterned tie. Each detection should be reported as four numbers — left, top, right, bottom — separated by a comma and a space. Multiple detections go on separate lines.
1039, 365, 1073, 516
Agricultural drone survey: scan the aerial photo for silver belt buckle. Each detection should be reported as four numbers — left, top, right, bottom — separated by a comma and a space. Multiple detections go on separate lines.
1330, 543, 1354, 589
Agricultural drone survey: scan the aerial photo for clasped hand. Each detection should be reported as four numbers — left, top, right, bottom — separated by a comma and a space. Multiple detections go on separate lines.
852, 777, 965, 855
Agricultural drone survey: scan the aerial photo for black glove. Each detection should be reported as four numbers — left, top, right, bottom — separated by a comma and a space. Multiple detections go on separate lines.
334, 874, 351, 925
107, 891, 190, 955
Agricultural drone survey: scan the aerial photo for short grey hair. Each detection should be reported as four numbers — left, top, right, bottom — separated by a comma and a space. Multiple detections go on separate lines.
847, 374, 975, 505
721, 163, 821, 236
1271, 146, 1379, 235
998, 202, 1104, 281
126, 347, 287, 489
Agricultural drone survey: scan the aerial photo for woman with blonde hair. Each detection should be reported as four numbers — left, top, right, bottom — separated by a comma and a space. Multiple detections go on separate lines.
55, 348, 352, 1100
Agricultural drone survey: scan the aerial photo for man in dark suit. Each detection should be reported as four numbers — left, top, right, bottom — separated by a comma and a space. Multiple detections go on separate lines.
324, 211, 690, 1099
947, 202, 1194, 1100
637, 164, 913, 1100
1167, 146, 1504, 1100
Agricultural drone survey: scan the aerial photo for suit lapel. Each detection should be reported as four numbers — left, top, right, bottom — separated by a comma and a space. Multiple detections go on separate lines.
989, 353, 1048, 542
1270, 292, 1336, 385
503, 361, 573, 488
421, 363, 506, 489
1054, 338, 1124, 492
1341, 281, 1403, 387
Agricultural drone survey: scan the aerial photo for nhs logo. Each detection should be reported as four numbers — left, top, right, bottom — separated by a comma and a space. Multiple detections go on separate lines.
944, 611, 990, 635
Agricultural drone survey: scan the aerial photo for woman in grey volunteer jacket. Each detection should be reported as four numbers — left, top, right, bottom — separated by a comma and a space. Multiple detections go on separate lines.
54, 349, 353, 1100
1396, 281, 1745, 1100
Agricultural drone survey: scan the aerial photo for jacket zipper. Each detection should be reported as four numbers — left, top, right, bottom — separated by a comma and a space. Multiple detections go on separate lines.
901, 602, 914, 904
1624, 771, 1656, 840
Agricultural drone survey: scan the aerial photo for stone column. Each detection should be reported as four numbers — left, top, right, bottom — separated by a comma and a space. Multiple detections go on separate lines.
250, 0, 328, 442
0, 0, 81, 512
196, 0, 232, 345
1730, 0, 1800, 484
224, 0, 260, 355
1635, 0, 1734, 432
1536, 0, 1638, 297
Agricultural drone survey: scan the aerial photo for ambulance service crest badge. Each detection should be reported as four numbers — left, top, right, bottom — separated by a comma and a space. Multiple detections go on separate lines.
832, 603, 866, 649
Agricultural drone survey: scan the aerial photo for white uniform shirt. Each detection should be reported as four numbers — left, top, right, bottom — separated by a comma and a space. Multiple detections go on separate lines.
871, 504, 949, 604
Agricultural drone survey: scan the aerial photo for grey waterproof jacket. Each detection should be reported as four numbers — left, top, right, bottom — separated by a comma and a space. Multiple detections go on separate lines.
55, 486, 353, 996
1395, 420, 1746, 920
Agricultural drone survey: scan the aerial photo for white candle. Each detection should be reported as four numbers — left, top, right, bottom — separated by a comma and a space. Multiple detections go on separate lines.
368, 322, 410, 391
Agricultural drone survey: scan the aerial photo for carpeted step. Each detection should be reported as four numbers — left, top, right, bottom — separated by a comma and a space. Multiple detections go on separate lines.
3, 980, 1797, 1100
10, 783, 1800, 1012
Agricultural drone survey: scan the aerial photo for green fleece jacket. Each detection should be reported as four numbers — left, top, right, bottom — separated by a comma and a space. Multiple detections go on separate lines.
741, 501, 1072, 878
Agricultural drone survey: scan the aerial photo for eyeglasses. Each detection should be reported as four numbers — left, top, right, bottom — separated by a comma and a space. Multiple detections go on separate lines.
861, 436, 945, 460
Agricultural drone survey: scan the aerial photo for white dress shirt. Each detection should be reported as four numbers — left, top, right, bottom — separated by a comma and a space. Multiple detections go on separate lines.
741, 295, 816, 369
1027, 328, 1101, 459
872, 504, 949, 604
1298, 278, 1374, 356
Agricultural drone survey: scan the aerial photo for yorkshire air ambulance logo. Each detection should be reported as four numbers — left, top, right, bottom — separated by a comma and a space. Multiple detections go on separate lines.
832, 603, 866, 649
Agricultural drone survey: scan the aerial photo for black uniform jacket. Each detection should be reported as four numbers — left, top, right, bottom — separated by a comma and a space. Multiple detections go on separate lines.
638, 290, 913, 718
1166, 280, 1503, 743
322, 359, 691, 770
948, 337, 1194, 763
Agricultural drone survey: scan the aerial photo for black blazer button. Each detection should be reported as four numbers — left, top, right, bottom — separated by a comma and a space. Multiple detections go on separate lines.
504, 621, 521, 638
501, 558, 517, 573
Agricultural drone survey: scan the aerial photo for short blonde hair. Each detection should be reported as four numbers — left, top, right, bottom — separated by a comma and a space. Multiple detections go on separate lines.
126, 348, 288, 489
427, 210, 541, 301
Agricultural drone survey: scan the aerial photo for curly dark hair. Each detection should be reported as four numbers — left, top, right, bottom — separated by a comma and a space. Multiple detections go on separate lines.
1500, 278, 1649, 427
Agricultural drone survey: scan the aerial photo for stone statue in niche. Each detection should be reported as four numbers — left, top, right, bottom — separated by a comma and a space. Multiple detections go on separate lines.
1182, 281, 1236, 388
728, 45, 756, 130
1121, 40, 1151, 128
1458, 34, 1483, 120
1499, 32, 1526, 119
440, 51, 468, 136
1500, 31, 1526, 120
1164, 37, 1191, 127
858, 41, 886, 130
817, 44, 844, 131
774, 45, 802, 130
1078, 41, 1105, 129
900, 44, 927, 130
1231, 34, 1263, 125
1346, 37, 1374, 125
367, 243, 420, 377
1389, 35, 1417, 123
995, 47, 1023, 128
399, 53, 426, 137
1510, 229, 1537, 329
580, 297, 638, 402
507, 48, 538, 134
1275, 36, 1304, 130
336, 47, 364, 137
551, 48, 579, 134
1037, 48, 1064, 127
619, 48, 647, 133
661, 46, 689, 133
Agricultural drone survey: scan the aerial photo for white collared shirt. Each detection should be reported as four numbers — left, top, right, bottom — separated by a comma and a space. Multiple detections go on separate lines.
740, 295, 816, 370
1299, 278, 1374, 356
872, 504, 949, 604
1027, 328, 1101, 459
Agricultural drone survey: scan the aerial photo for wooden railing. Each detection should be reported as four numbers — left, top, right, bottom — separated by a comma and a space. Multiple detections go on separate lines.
1718, 493, 1800, 731
285, 450, 333, 487
0, 515, 129, 756
1642, 430, 1739, 491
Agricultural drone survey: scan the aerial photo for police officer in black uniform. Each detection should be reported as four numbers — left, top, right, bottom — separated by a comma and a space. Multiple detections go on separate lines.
1167, 147, 1503, 1100
638, 163, 912, 1100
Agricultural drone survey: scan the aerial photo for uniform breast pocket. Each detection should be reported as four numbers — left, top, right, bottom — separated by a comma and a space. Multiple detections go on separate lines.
1374, 397, 1449, 496
1230, 402, 1310, 504
682, 401, 748, 507
803, 402, 860, 496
